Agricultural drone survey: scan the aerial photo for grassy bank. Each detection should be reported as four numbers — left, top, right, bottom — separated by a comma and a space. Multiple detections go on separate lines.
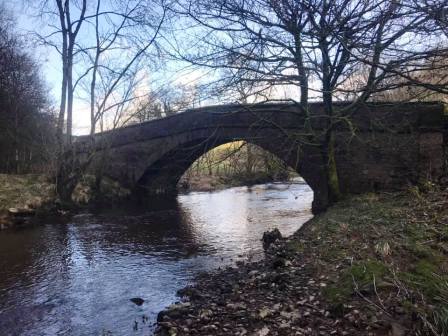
0, 174, 55, 212
0, 174, 130, 229
156, 184, 448, 335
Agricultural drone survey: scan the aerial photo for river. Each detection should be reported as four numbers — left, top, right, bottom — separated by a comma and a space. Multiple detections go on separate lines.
0, 181, 313, 335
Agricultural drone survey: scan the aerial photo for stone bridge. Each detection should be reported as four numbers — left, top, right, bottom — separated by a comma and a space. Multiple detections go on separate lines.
78, 102, 447, 213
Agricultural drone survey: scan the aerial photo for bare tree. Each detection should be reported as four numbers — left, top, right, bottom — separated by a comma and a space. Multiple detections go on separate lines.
130, 82, 198, 122
169, 0, 446, 204
35, 0, 87, 142
30, 0, 168, 201
79, 0, 167, 135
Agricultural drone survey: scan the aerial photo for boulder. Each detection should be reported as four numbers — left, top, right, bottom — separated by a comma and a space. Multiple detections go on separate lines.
262, 228, 282, 250
8, 207, 35, 217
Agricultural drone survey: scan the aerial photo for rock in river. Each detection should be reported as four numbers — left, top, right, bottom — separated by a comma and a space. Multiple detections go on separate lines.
262, 228, 282, 250
130, 297, 145, 306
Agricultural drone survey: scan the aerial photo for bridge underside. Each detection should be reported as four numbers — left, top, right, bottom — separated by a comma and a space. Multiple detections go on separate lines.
134, 133, 329, 213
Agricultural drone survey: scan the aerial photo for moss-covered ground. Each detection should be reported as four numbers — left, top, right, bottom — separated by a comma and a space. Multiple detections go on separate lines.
293, 183, 448, 334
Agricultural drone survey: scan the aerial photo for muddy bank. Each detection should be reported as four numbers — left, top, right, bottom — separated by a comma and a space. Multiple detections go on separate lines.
155, 185, 448, 336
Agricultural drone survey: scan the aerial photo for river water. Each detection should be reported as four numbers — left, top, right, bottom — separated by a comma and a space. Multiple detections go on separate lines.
0, 181, 313, 336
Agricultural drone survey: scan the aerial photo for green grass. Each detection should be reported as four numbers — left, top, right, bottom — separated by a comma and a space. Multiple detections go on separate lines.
323, 259, 389, 304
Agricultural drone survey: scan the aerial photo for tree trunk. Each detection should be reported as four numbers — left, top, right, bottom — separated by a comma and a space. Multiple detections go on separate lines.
322, 91, 341, 203
66, 42, 74, 143
58, 61, 67, 142
56, 151, 78, 202
320, 20, 342, 204
56, 0, 68, 143
293, 34, 308, 107
246, 143, 253, 176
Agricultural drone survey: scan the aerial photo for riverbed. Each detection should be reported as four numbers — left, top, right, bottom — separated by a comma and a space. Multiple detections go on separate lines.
0, 181, 313, 335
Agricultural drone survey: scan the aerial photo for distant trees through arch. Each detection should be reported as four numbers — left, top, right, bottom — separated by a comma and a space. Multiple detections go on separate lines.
179, 141, 299, 192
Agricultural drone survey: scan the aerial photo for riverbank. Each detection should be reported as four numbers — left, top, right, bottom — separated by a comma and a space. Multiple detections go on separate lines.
0, 174, 54, 229
179, 173, 293, 192
0, 174, 130, 230
155, 184, 448, 336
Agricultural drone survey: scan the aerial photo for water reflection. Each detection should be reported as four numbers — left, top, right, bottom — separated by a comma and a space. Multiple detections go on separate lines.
0, 181, 313, 335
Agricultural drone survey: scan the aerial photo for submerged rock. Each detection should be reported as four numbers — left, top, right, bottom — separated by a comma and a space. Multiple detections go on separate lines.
8, 207, 35, 217
130, 297, 145, 306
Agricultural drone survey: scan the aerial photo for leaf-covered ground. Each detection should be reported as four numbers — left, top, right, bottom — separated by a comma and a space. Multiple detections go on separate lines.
155, 185, 448, 336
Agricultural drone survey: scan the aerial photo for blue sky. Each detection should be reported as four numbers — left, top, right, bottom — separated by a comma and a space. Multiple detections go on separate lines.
8, 0, 203, 134
7, 0, 308, 135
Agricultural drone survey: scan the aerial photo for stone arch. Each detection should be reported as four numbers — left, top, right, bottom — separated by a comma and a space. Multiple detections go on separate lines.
134, 132, 328, 213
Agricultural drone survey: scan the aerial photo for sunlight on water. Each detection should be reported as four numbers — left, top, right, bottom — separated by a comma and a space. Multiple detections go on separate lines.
0, 181, 313, 335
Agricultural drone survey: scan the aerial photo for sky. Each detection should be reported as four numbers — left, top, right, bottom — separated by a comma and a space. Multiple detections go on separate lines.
6, 0, 206, 135
7, 0, 314, 135
15, 3, 61, 98
12, 1, 87, 132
